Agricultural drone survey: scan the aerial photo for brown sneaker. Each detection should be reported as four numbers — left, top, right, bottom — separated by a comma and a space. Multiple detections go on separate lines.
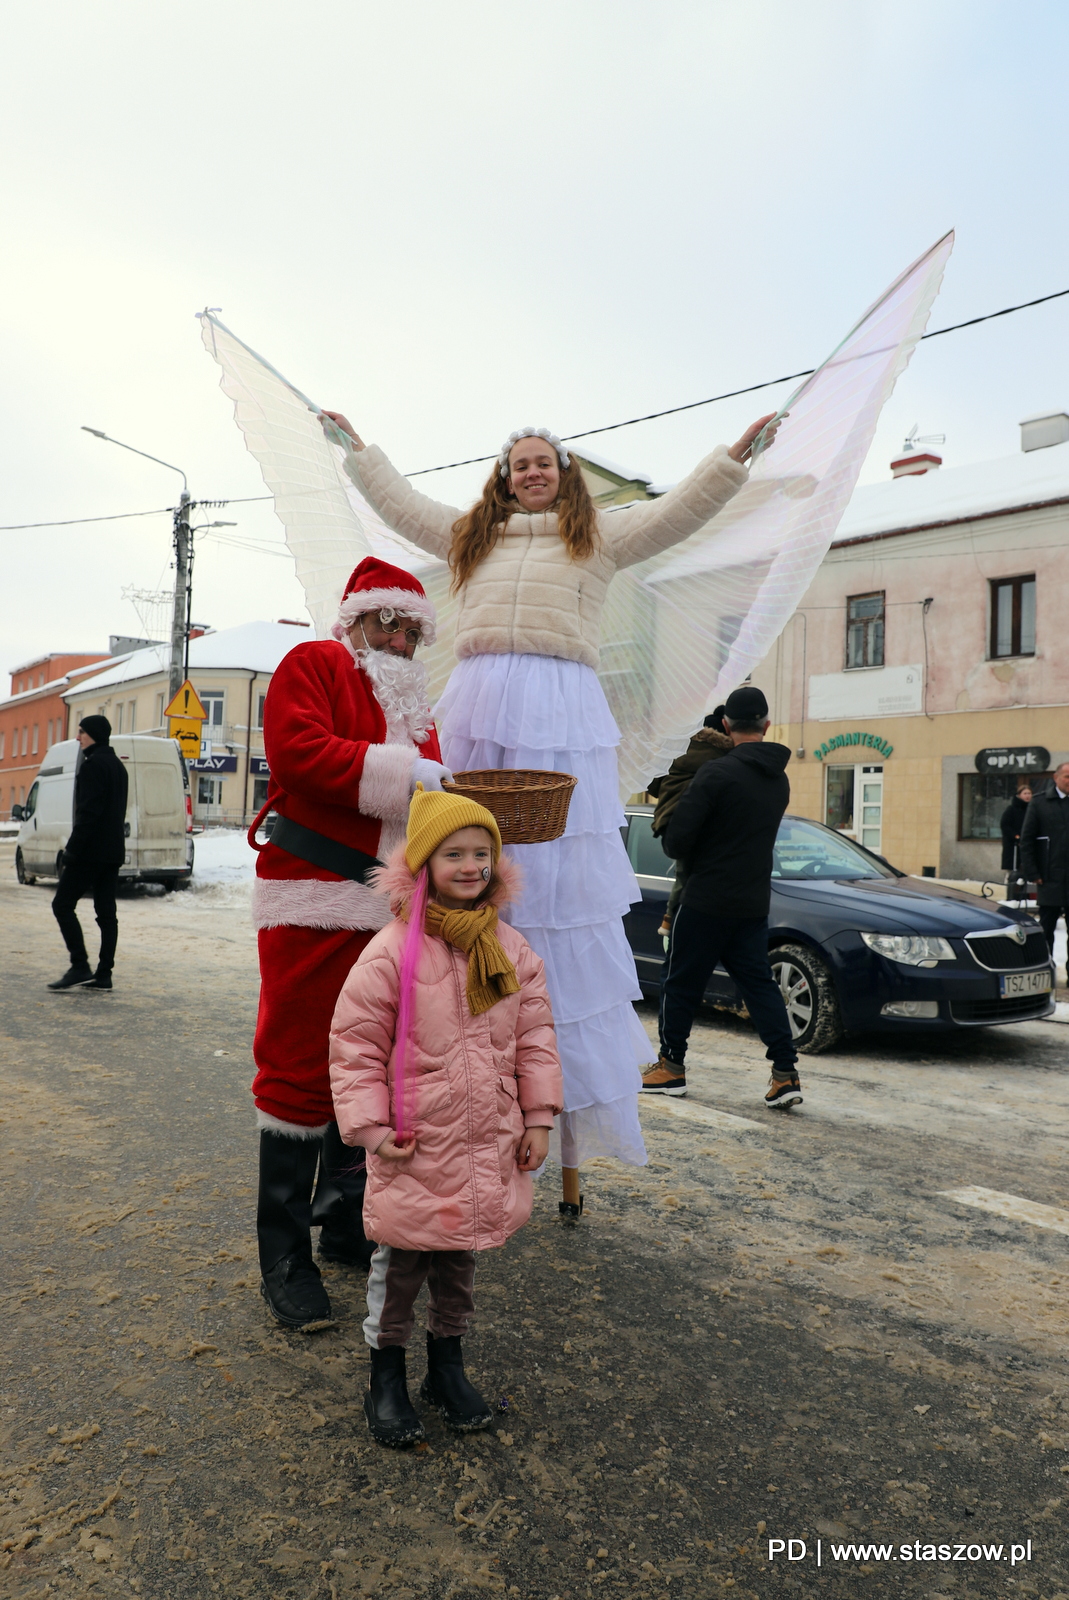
640, 1058, 687, 1097
764, 1075, 803, 1109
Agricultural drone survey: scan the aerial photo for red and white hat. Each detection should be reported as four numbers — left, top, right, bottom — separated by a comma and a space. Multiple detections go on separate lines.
331, 556, 437, 645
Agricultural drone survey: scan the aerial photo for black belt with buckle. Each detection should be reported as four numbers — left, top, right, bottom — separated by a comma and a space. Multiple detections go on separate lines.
271, 815, 382, 884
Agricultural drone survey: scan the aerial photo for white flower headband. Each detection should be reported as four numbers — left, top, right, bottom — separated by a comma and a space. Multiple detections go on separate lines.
498, 427, 571, 479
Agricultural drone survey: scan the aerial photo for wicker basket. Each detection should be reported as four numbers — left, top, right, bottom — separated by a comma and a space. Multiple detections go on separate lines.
442, 769, 577, 844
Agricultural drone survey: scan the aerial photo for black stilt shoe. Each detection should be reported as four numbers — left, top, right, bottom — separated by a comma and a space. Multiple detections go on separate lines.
312, 1122, 375, 1269
419, 1333, 493, 1432
364, 1346, 425, 1446
257, 1130, 334, 1331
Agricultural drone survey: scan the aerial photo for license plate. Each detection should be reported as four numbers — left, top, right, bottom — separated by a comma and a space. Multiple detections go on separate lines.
1000, 970, 1052, 997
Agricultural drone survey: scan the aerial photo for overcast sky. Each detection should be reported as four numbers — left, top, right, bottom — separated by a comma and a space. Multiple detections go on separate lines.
3, 0, 1068, 678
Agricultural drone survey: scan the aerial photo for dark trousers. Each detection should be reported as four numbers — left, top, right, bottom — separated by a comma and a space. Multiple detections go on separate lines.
659, 905, 798, 1076
52, 860, 120, 973
1038, 903, 1068, 961
363, 1245, 476, 1348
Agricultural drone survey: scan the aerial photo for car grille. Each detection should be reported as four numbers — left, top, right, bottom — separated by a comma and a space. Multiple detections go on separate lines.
950, 994, 1053, 1024
964, 931, 1050, 971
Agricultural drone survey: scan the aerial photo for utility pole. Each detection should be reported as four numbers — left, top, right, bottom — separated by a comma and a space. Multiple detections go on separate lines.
170, 492, 192, 702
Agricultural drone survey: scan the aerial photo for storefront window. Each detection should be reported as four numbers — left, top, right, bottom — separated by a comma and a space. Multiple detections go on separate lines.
959, 772, 1047, 840
825, 765, 855, 831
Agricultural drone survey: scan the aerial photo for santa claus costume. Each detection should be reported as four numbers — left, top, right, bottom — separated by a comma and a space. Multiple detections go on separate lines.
249, 557, 447, 1330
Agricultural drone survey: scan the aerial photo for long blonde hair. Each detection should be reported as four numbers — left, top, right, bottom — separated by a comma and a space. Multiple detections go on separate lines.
448, 452, 599, 593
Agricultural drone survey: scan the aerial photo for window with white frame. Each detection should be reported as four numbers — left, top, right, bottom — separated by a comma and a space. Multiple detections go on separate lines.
128, 700, 136, 732
32, 725, 38, 755
199, 691, 225, 731
256, 692, 267, 729
115, 702, 124, 734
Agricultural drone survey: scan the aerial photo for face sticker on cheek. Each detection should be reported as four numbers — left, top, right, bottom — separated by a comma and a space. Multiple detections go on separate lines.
481, 867, 491, 881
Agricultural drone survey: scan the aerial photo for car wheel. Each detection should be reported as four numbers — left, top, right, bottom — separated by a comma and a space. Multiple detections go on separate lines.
770, 942, 844, 1054
15, 848, 36, 886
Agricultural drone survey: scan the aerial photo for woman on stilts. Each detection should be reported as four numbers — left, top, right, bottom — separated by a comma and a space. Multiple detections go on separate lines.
321, 407, 778, 1208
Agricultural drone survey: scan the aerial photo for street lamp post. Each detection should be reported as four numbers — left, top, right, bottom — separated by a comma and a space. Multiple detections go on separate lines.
82, 428, 192, 701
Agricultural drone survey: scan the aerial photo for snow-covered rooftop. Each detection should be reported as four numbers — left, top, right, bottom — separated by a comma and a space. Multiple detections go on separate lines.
63, 621, 311, 696
834, 438, 1069, 543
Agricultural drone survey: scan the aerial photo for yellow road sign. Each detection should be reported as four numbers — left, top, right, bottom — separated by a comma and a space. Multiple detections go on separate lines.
163, 680, 208, 721
169, 719, 203, 761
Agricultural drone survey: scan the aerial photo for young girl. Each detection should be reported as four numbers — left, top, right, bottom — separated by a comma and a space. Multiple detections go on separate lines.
329, 785, 564, 1447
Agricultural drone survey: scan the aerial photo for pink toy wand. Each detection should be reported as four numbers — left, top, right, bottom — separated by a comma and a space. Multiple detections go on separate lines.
392, 865, 429, 1142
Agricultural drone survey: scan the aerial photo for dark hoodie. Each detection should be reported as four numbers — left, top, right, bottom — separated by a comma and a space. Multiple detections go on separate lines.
663, 740, 791, 919
648, 726, 734, 838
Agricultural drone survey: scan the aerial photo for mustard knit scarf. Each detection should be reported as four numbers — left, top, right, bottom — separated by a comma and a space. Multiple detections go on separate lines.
423, 901, 520, 1016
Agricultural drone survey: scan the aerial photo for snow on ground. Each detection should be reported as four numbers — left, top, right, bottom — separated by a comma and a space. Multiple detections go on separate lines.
186, 827, 256, 902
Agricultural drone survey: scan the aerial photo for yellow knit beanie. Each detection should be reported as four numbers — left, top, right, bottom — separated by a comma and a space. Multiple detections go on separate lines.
404, 784, 502, 874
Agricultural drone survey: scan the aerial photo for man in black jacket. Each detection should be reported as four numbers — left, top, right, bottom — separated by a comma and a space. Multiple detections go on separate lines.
1019, 762, 1069, 976
640, 686, 801, 1109
48, 715, 129, 991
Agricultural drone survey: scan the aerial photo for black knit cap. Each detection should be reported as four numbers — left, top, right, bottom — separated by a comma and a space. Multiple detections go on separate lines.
723, 686, 768, 722
78, 714, 112, 746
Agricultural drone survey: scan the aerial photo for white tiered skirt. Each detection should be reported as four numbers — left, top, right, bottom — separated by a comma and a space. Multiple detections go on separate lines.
436, 652, 650, 1168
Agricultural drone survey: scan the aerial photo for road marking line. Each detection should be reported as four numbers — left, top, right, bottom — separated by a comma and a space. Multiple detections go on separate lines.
939, 1185, 1069, 1236
639, 1097, 763, 1133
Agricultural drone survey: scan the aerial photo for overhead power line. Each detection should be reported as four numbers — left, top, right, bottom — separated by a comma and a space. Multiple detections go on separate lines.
3, 283, 1068, 529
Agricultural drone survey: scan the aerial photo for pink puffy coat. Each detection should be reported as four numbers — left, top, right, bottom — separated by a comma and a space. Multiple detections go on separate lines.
328, 851, 563, 1252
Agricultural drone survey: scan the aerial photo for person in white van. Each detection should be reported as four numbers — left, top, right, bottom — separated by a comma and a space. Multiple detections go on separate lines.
48, 715, 129, 992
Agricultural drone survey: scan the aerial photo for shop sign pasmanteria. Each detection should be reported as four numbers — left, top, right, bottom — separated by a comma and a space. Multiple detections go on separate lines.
814, 731, 894, 761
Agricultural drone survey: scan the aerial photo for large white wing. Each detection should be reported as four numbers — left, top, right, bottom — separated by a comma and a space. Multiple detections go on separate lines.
601, 230, 954, 798
198, 311, 460, 700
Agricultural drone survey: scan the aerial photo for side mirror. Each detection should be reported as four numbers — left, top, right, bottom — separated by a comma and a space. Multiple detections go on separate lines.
11, 804, 24, 822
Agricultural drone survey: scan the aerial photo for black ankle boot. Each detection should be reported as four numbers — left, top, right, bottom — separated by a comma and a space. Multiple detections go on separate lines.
364, 1346, 425, 1446
257, 1130, 334, 1331
311, 1122, 375, 1269
420, 1334, 493, 1431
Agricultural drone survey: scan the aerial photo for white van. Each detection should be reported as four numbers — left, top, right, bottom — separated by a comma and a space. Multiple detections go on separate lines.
14, 736, 194, 889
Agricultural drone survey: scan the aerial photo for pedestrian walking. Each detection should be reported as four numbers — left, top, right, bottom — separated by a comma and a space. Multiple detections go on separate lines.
1019, 762, 1069, 979
1000, 782, 1033, 901
647, 707, 733, 937
640, 686, 802, 1108
48, 715, 128, 992
321, 407, 779, 1216
329, 786, 563, 1446
248, 558, 454, 1333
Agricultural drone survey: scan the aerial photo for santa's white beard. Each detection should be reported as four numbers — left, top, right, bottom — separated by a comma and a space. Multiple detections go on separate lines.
358, 646, 433, 745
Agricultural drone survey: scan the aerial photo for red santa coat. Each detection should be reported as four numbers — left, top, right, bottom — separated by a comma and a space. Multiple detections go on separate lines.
250, 637, 442, 1132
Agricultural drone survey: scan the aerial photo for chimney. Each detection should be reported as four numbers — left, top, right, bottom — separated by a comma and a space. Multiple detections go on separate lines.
1020, 411, 1069, 452
890, 449, 942, 478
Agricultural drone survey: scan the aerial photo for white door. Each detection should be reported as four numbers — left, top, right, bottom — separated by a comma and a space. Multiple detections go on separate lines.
825, 762, 883, 853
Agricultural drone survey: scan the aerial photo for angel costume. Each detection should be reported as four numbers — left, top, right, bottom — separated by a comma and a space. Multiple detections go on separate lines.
198, 230, 955, 1169
341, 442, 749, 1167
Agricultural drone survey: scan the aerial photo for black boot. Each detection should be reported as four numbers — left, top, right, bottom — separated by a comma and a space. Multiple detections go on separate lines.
364, 1346, 425, 1447
420, 1334, 493, 1431
47, 963, 94, 991
83, 969, 113, 990
257, 1130, 334, 1331
311, 1122, 375, 1269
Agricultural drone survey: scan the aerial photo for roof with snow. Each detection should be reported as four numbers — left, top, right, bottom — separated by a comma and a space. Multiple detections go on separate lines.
62, 621, 311, 697
834, 439, 1069, 544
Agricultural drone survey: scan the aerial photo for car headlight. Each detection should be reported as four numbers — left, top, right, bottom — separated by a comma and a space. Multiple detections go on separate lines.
860, 932, 956, 967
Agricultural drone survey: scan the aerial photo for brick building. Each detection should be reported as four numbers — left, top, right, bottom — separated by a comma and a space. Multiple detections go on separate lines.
0, 652, 111, 817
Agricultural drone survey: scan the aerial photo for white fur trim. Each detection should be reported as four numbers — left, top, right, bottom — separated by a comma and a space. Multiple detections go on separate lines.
256, 1109, 330, 1139
251, 876, 393, 932
359, 742, 418, 821
499, 427, 570, 475
333, 587, 437, 645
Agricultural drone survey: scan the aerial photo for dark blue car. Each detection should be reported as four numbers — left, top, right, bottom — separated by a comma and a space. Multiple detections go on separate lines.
622, 805, 1055, 1052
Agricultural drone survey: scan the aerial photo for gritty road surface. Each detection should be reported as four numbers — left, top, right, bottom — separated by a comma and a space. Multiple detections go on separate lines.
2, 837, 1069, 1600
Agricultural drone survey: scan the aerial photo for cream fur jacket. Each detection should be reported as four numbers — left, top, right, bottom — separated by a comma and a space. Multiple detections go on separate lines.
345, 443, 749, 670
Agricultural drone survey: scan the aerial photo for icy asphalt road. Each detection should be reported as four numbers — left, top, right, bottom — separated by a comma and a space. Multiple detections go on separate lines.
2, 836, 1069, 1600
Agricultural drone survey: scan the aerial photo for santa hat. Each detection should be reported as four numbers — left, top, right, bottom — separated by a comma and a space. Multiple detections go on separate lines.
331, 556, 437, 645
